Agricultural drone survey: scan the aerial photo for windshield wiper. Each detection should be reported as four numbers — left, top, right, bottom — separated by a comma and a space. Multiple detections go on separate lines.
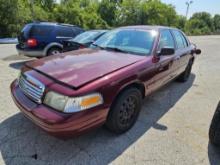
91, 43, 104, 49
103, 46, 129, 53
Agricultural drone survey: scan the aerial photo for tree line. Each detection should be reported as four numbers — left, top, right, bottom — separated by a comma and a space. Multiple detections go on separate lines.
0, 0, 219, 37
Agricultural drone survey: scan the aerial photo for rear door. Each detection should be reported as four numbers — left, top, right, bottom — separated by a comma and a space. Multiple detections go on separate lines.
145, 29, 177, 94
171, 30, 192, 75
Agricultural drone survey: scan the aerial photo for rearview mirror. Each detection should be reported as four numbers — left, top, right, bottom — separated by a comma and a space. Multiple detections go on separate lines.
158, 47, 175, 56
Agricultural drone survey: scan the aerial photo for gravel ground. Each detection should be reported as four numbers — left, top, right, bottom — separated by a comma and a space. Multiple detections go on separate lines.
0, 36, 220, 165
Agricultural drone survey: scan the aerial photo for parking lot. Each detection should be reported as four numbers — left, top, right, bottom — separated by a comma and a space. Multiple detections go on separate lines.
0, 36, 220, 165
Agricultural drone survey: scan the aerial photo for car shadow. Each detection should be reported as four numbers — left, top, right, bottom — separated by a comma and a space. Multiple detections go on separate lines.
0, 74, 195, 165
208, 142, 220, 165
9, 61, 30, 70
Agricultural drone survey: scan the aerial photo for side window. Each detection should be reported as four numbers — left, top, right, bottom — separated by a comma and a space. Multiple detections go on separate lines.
30, 25, 54, 37
172, 30, 186, 49
56, 26, 74, 37
180, 32, 189, 47
74, 27, 84, 35
158, 29, 175, 50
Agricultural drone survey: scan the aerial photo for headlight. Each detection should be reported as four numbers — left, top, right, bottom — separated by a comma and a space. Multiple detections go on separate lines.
43, 91, 103, 113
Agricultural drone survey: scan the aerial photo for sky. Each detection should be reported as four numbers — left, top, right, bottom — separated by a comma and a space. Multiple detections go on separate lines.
161, 0, 220, 18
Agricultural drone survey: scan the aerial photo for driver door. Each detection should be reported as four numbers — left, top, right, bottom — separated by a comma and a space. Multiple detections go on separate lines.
146, 29, 179, 93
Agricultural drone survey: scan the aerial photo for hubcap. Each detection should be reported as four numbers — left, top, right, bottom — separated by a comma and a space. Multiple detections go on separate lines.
118, 95, 137, 127
51, 50, 60, 55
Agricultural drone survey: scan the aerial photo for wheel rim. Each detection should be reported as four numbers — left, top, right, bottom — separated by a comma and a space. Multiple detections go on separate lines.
118, 95, 138, 127
50, 50, 60, 55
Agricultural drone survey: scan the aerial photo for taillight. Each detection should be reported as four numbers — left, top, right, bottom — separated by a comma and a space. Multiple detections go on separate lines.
27, 38, 37, 47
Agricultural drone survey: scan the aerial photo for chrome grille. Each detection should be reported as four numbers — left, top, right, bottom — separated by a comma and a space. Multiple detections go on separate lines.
18, 73, 45, 103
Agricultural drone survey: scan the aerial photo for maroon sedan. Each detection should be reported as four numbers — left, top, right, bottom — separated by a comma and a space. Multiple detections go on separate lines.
11, 26, 201, 137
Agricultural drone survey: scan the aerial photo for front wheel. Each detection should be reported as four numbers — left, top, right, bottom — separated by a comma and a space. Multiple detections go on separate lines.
105, 88, 142, 134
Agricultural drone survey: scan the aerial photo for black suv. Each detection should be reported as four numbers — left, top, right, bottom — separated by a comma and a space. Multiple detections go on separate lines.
16, 22, 84, 57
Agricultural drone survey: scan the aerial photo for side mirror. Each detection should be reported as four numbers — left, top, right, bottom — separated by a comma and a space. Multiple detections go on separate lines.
195, 49, 201, 55
158, 47, 175, 56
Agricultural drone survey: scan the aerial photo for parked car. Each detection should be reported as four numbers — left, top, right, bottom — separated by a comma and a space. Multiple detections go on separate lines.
16, 22, 84, 57
209, 101, 220, 146
62, 30, 108, 52
11, 26, 201, 138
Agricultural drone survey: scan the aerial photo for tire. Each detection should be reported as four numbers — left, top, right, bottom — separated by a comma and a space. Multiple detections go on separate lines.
209, 102, 220, 146
47, 47, 61, 56
105, 88, 142, 134
176, 59, 193, 82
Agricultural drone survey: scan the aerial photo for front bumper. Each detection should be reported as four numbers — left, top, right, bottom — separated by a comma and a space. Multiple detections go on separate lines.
10, 80, 108, 138
16, 45, 45, 57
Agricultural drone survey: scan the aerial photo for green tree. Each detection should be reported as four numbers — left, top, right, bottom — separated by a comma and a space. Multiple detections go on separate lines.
53, 0, 83, 26
140, 0, 178, 26
176, 15, 187, 31
116, 0, 141, 26
53, 0, 108, 29
185, 12, 214, 35
213, 14, 220, 33
116, 0, 178, 27
98, 0, 118, 26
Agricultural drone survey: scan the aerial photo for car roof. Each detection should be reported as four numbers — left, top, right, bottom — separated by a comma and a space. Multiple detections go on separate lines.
86, 30, 108, 33
28, 22, 78, 27
119, 25, 179, 31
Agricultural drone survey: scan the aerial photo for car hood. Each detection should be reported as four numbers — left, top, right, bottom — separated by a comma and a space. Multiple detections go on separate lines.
25, 49, 145, 88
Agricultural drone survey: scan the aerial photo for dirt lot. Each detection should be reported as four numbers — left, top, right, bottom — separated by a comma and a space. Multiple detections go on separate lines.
0, 36, 220, 165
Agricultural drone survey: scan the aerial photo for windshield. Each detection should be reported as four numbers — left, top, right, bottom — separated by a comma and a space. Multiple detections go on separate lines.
71, 31, 103, 44
92, 29, 158, 56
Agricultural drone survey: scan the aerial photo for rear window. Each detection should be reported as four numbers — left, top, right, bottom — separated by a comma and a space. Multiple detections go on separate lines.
20, 24, 32, 38
30, 25, 54, 37
172, 30, 188, 49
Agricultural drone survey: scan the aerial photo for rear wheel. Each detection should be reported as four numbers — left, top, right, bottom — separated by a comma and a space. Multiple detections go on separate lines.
209, 102, 220, 146
47, 47, 61, 56
177, 59, 193, 82
106, 88, 142, 134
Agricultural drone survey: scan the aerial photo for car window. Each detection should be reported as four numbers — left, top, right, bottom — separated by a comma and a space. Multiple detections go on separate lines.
72, 31, 103, 44
18, 24, 32, 40
30, 25, 54, 37
179, 32, 189, 47
93, 29, 157, 56
158, 29, 175, 50
74, 27, 84, 35
56, 26, 75, 37
172, 30, 186, 49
